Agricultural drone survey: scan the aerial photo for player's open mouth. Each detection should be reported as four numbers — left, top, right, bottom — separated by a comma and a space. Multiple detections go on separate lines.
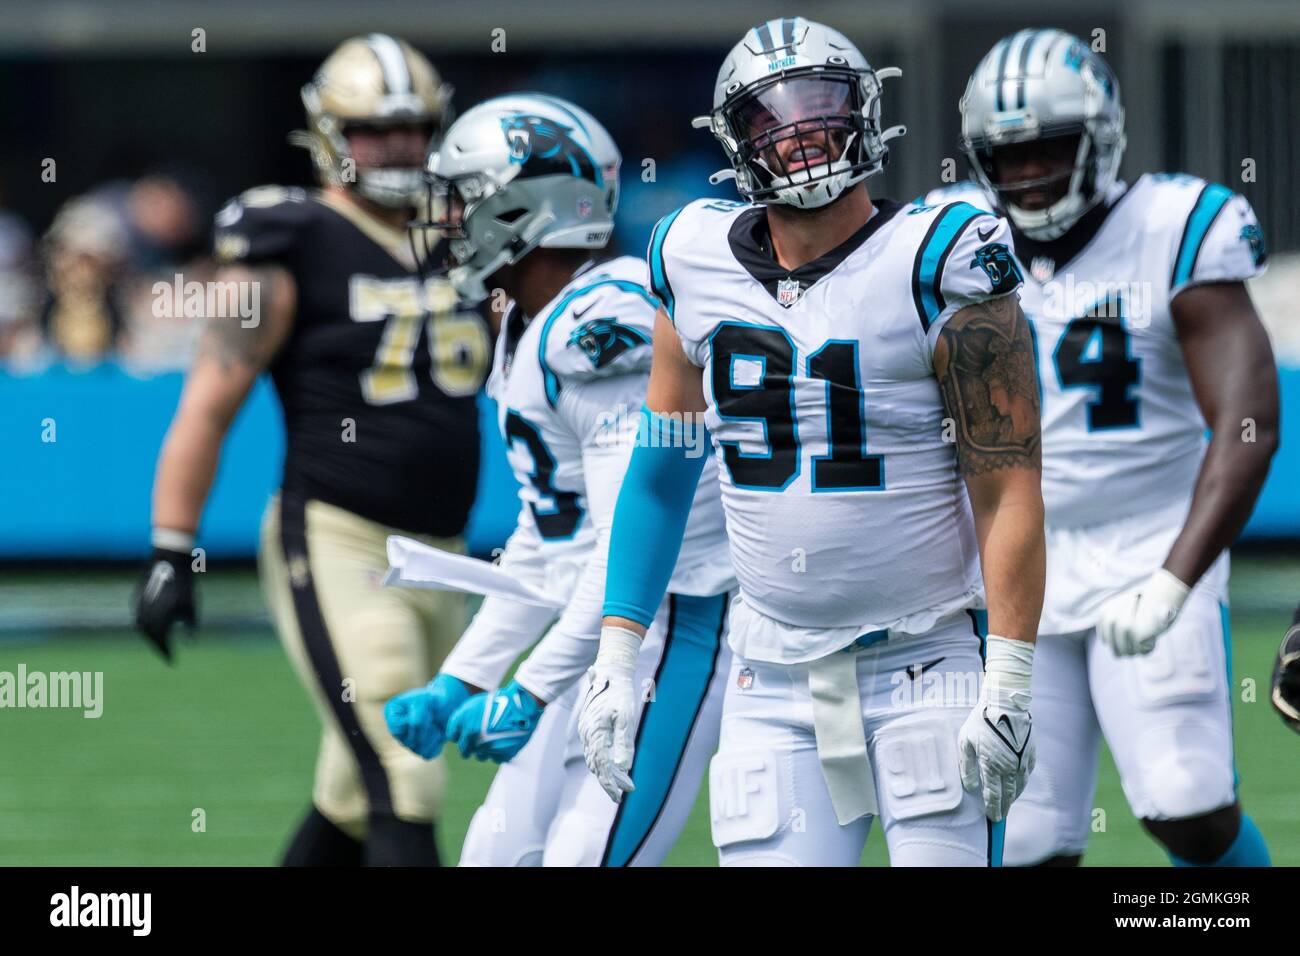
784, 144, 828, 172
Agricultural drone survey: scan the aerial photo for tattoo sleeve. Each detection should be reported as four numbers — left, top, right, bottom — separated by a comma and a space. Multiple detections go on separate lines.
934, 293, 1042, 475
193, 265, 291, 374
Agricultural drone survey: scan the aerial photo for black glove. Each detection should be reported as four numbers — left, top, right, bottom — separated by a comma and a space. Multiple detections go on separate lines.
1271, 614, 1300, 735
133, 547, 197, 661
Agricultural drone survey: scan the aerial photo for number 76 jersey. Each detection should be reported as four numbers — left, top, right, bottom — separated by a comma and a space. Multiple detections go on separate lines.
650, 197, 1023, 642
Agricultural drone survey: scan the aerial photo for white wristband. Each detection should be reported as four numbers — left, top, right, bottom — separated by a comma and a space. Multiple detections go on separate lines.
983, 634, 1035, 709
595, 625, 642, 672
152, 528, 195, 552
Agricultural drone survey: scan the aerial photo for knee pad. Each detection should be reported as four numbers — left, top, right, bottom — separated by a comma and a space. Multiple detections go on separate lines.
543, 809, 611, 867
1135, 735, 1235, 821
459, 805, 545, 867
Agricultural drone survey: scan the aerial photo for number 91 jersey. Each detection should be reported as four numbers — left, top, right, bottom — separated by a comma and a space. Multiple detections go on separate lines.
922, 174, 1268, 529
650, 197, 1022, 641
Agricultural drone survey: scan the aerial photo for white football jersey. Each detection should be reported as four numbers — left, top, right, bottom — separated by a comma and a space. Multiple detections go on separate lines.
649, 197, 1022, 647
922, 175, 1267, 528
487, 254, 731, 595
443, 255, 733, 691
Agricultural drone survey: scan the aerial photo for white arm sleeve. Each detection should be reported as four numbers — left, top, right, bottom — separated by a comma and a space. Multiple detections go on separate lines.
513, 373, 644, 702
439, 515, 566, 690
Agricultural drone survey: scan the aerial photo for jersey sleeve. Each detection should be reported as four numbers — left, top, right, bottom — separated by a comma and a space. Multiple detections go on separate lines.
513, 374, 645, 701
914, 204, 1023, 348
438, 518, 568, 690
1169, 184, 1268, 298
212, 186, 311, 266
537, 265, 658, 408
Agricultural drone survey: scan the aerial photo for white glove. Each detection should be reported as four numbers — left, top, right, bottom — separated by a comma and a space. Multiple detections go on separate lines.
958, 635, 1035, 822
578, 625, 641, 802
1096, 568, 1191, 657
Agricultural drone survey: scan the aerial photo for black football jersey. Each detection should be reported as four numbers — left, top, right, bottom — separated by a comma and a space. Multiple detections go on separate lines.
213, 186, 491, 536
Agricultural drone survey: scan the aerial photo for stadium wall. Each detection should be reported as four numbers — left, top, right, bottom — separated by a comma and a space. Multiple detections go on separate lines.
1, 363, 1296, 559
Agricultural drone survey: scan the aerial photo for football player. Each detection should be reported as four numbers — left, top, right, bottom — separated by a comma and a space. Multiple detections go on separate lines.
134, 34, 491, 866
920, 28, 1278, 866
385, 93, 736, 866
581, 17, 1046, 866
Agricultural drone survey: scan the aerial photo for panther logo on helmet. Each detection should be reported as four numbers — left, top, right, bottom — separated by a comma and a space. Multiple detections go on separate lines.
500, 114, 600, 184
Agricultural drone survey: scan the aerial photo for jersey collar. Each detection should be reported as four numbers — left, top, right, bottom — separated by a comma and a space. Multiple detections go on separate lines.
727, 200, 903, 306
314, 190, 416, 271
1011, 180, 1132, 282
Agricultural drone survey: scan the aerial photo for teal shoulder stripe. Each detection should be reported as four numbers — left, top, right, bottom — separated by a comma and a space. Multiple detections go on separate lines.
911, 202, 990, 332
539, 278, 659, 408
647, 207, 685, 322
1171, 183, 1233, 288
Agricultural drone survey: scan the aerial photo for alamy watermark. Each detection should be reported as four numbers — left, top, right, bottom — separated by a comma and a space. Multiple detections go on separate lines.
152, 273, 260, 327
593, 404, 711, 459
1, 665, 103, 718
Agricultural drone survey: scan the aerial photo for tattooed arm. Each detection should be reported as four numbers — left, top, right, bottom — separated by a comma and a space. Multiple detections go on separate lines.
933, 292, 1045, 644
151, 264, 296, 535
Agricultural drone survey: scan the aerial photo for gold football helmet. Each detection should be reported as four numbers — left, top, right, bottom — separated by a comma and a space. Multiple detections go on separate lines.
293, 33, 453, 208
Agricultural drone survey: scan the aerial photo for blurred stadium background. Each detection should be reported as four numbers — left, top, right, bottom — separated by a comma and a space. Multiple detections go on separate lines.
0, 0, 1297, 866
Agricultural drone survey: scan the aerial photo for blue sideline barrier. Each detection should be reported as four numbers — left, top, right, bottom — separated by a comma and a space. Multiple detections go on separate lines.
0, 363, 1294, 559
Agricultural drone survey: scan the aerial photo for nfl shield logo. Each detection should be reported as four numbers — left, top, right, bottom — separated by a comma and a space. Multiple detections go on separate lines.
737, 666, 755, 691
776, 277, 801, 308
576, 197, 593, 219
1030, 256, 1055, 283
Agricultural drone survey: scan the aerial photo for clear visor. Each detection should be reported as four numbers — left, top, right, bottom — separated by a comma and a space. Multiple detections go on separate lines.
732, 76, 857, 173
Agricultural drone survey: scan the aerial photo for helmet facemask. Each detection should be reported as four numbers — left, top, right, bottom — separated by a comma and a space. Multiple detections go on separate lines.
966, 122, 1119, 240
710, 66, 896, 209
293, 34, 454, 211
958, 33, 1126, 242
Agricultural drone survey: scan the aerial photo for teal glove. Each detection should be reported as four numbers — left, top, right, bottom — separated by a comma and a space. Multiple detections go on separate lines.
446, 680, 544, 763
385, 673, 472, 759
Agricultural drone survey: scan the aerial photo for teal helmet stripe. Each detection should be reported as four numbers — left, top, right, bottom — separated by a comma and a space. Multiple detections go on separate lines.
1172, 182, 1234, 287
539, 278, 659, 407
911, 202, 993, 331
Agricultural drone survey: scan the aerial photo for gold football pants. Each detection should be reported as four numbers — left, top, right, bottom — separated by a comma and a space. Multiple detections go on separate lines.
259, 491, 466, 838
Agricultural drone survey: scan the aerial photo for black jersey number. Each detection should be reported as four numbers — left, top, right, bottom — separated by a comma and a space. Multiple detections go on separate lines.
504, 409, 585, 540
351, 276, 489, 404
1052, 297, 1140, 430
709, 322, 883, 491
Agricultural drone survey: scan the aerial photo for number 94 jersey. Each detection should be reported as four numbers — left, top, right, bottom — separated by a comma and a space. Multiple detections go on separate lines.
922, 174, 1268, 528
650, 197, 1022, 643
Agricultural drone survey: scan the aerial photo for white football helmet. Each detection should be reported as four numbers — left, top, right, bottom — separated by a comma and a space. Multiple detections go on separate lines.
960, 28, 1126, 240
412, 93, 621, 302
695, 17, 905, 209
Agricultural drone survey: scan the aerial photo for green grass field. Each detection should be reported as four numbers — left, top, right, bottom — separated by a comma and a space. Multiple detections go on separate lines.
1, 560, 1296, 866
